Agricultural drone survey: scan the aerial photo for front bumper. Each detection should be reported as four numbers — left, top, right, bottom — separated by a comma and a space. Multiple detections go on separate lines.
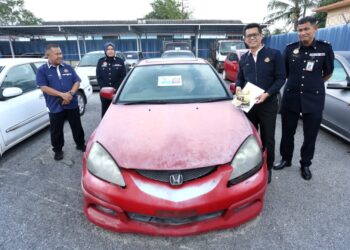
82, 157, 267, 236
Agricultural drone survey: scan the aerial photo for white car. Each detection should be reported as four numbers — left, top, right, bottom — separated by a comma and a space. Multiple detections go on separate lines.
75, 50, 130, 91
0, 58, 92, 156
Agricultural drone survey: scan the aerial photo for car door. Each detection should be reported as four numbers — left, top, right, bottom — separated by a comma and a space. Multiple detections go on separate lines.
0, 63, 48, 148
226, 52, 239, 81
323, 58, 350, 139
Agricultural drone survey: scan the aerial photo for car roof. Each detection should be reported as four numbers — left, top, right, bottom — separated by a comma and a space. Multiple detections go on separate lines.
0, 58, 47, 67
137, 57, 207, 66
335, 51, 350, 59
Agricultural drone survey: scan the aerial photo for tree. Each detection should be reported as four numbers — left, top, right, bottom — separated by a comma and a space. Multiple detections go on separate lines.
264, 0, 319, 31
313, 0, 342, 28
144, 0, 191, 19
0, 0, 42, 25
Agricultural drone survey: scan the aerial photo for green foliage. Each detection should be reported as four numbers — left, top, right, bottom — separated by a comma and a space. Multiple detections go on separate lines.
265, 0, 319, 31
0, 0, 42, 25
313, 0, 342, 28
144, 0, 191, 19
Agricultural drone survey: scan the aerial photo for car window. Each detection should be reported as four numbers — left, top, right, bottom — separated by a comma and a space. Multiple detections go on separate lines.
33, 62, 46, 70
125, 52, 138, 59
78, 52, 104, 67
0, 66, 3, 73
1, 64, 37, 93
228, 53, 239, 61
116, 52, 126, 61
118, 64, 228, 103
329, 59, 348, 82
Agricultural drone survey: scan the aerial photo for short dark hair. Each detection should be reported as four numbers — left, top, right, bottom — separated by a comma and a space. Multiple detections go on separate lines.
243, 23, 262, 35
45, 43, 60, 53
298, 16, 317, 25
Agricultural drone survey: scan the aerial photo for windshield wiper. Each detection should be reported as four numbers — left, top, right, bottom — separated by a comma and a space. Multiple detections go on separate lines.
122, 100, 171, 105
196, 97, 231, 103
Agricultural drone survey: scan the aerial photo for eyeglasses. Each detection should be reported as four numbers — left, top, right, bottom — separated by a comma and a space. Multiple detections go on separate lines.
244, 33, 261, 39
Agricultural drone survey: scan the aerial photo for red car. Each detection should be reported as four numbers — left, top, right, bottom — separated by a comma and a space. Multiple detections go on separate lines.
82, 58, 268, 236
223, 49, 248, 82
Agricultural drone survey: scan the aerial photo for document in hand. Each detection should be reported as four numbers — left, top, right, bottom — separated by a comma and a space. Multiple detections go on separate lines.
232, 82, 265, 113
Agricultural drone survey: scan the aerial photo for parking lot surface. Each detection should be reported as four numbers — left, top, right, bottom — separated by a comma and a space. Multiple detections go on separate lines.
1, 93, 349, 250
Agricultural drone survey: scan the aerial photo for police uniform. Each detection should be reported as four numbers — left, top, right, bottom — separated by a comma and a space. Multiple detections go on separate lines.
96, 56, 126, 117
36, 62, 85, 154
236, 46, 286, 170
279, 39, 334, 167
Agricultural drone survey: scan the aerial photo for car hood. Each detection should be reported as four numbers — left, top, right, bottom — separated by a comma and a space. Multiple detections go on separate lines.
93, 101, 253, 170
75, 66, 96, 77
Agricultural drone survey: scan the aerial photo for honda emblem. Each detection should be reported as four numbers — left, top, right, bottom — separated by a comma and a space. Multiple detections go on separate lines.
169, 173, 184, 186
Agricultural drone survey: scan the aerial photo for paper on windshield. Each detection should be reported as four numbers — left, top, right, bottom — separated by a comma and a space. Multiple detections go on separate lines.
232, 82, 265, 113
158, 76, 182, 86
230, 46, 237, 50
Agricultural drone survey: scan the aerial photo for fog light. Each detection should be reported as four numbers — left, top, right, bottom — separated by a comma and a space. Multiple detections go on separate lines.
94, 205, 117, 216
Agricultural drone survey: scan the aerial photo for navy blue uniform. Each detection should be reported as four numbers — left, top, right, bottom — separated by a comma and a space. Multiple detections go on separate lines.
279, 39, 334, 167
236, 46, 286, 169
96, 56, 126, 117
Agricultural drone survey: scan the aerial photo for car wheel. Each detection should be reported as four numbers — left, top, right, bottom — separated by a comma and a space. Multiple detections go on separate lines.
223, 70, 227, 80
76, 91, 86, 116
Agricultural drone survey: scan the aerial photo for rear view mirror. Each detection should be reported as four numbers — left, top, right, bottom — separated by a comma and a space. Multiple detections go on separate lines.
100, 87, 116, 100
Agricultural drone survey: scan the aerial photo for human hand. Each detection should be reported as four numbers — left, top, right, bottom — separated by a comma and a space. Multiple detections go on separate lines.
255, 92, 269, 104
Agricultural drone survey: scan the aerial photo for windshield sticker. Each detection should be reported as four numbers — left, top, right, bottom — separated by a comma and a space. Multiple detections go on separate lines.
127, 55, 133, 58
230, 46, 237, 50
158, 76, 182, 86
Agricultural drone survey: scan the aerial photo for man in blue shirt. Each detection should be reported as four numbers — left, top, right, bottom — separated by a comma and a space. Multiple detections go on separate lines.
36, 44, 85, 161
236, 23, 286, 183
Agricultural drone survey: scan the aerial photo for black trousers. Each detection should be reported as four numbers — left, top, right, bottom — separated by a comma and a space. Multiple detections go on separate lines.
49, 108, 85, 153
100, 96, 112, 118
245, 97, 278, 170
280, 109, 322, 167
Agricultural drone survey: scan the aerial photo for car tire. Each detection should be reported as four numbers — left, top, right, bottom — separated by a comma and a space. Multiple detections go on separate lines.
76, 91, 86, 116
223, 70, 227, 80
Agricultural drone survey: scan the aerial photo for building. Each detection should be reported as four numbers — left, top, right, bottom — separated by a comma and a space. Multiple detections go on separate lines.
314, 0, 350, 27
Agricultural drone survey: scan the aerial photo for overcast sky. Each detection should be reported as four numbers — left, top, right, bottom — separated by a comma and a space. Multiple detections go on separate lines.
24, 0, 272, 24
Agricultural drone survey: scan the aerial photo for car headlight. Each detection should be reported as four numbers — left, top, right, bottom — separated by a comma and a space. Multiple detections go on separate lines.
228, 135, 263, 185
87, 142, 125, 187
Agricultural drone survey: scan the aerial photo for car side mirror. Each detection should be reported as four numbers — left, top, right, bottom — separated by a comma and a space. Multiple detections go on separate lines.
100, 87, 116, 100
0, 87, 23, 100
229, 82, 236, 94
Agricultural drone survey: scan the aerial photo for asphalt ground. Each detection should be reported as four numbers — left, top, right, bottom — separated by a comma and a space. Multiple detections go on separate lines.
1, 92, 349, 250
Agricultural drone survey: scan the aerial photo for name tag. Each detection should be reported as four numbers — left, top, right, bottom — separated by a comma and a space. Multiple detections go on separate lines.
309, 53, 325, 57
306, 61, 315, 71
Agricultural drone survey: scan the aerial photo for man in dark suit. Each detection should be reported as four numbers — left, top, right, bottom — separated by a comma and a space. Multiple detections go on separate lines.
274, 16, 334, 180
236, 23, 286, 184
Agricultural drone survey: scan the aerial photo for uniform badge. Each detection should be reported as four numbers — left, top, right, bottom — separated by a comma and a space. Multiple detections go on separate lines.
64, 69, 69, 73
102, 62, 107, 67
293, 48, 299, 54
264, 57, 270, 63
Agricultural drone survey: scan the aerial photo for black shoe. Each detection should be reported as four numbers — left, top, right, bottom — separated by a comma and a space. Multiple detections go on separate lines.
76, 144, 86, 152
54, 151, 64, 161
273, 159, 291, 170
268, 169, 272, 184
301, 166, 312, 180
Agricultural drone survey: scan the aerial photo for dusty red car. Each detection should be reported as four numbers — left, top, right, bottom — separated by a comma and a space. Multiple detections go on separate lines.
81, 58, 268, 236
223, 49, 248, 82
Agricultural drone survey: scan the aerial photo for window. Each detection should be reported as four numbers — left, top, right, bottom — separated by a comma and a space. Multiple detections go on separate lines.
329, 59, 348, 82
228, 53, 239, 62
1, 64, 37, 93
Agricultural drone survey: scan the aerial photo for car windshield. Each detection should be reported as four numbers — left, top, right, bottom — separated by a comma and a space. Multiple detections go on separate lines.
165, 43, 190, 51
78, 53, 104, 67
161, 52, 195, 58
220, 42, 245, 55
124, 52, 138, 59
117, 64, 229, 104
0, 66, 3, 73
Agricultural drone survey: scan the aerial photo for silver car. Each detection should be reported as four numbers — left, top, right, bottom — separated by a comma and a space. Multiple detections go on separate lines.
323, 51, 350, 142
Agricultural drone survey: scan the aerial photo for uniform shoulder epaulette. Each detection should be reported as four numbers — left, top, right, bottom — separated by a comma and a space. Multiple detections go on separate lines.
286, 41, 298, 47
317, 40, 331, 44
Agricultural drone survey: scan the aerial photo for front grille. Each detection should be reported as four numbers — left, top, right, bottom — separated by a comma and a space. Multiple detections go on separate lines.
128, 211, 223, 225
135, 166, 217, 184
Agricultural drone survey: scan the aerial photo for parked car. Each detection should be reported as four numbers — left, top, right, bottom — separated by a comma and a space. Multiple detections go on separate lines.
81, 57, 268, 236
161, 50, 196, 58
123, 51, 144, 69
322, 51, 350, 142
0, 58, 92, 156
223, 49, 248, 82
75, 50, 130, 91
